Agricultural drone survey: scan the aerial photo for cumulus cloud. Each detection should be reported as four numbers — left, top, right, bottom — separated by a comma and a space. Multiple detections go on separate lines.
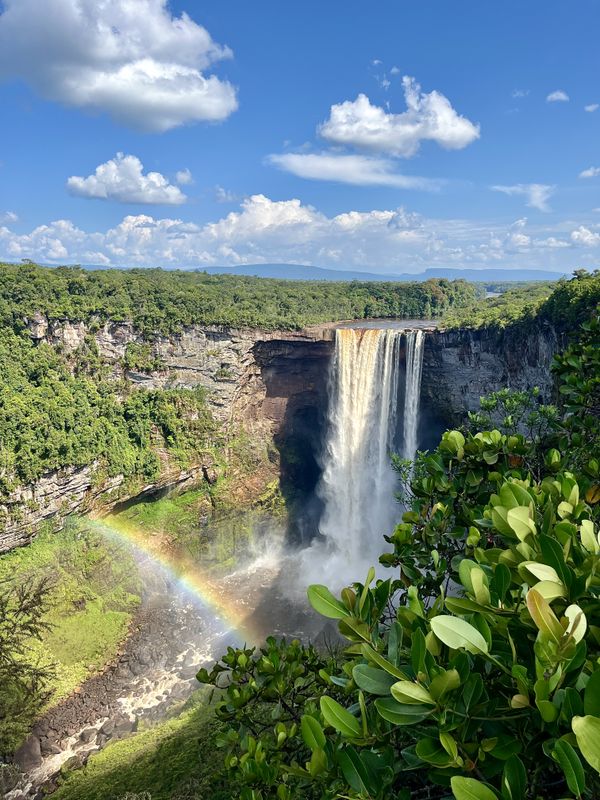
267, 152, 439, 189
318, 77, 480, 157
571, 226, 600, 246
0, 211, 18, 224
585, 103, 599, 112
67, 153, 187, 204
491, 183, 555, 212
546, 90, 569, 103
0, 195, 588, 273
175, 169, 194, 186
579, 166, 600, 179
0, 0, 237, 132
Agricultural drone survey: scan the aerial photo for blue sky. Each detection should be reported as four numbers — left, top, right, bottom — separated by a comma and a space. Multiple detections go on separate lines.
0, 0, 598, 274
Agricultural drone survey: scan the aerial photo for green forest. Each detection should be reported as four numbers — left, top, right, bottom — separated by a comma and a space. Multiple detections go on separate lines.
0, 263, 479, 333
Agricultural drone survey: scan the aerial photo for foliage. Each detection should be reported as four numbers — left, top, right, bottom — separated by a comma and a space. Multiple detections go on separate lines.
442, 271, 599, 331
0, 326, 217, 495
0, 263, 478, 334
0, 573, 54, 756
0, 520, 140, 753
123, 343, 165, 374
198, 310, 600, 799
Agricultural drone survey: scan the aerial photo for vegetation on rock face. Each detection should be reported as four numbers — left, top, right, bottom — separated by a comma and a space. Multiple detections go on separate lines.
198, 308, 600, 799
0, 262, 479, 333
0, 521, 141, 755
0, 324, 218, 496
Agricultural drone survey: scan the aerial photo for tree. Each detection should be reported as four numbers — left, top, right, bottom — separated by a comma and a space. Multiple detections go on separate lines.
0, 575, 54, 756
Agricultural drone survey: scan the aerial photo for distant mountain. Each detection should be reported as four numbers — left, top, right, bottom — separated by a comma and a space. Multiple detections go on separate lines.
204, 263, 566, 283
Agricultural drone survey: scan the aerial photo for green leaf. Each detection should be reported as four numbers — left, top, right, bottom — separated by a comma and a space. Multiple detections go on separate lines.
539, 534, 573, 588
361, 643, 409, 679
300, 715, 326, 752
320, 696, 361, 738
429, 668, 461, 701
584, 670, 600, 716
572, 715, 600, 774
492, 562, 511, 601
430, 615, 489, 654
416, 737, 453, 767
501, 754, 526, 800
374, 697, 432, 726
337, 747, 374, 795
308, 747, 327, 777
526, 588, 563, 643
352, 664, 396, 695
506, 506, 536, 540
390, 680, 436, 705
552, 739, 586, 797
451, 776, 498, 800
307, 585, 350, 619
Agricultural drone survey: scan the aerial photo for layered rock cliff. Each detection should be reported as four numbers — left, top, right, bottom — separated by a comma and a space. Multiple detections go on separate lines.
1, 315, 563, 552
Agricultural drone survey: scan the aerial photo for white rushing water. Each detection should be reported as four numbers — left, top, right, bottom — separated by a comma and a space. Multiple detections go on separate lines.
299, 327, 425, 587
402, 329, 425, 462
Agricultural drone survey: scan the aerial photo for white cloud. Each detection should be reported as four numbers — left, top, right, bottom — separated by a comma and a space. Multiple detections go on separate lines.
67, 153, 187, 204
546, 90, 569, 103
175, 169, 194, 186
0, 195, 589, 273
215, 186, 239, 203
512, 89, 529, 99
571, 226, 600, 246
267, 152, 439, 189
319, 77, 480, 157
585, 103, 599, 113
491, 183, 555, 212
579, 166, 600, 179
0, 0, 237, 132
0, 211, 18, 224
390, 66, 400, 75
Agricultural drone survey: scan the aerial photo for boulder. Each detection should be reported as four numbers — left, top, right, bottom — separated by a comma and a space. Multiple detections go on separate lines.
14, 735, 42, 771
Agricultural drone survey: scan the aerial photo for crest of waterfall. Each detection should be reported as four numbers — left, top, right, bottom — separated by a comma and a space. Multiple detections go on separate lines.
402, 330, 425, 463
298, 326, 425, 588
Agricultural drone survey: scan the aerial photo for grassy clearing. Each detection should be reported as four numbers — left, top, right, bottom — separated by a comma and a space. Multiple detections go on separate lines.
0, 520, 141, 708
49, 691, 230, 800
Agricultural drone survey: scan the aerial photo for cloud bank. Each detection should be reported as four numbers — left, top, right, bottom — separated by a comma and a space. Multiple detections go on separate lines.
0, 195, 593, 272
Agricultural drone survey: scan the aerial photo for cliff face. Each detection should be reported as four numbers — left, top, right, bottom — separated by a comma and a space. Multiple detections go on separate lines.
1, 318, 334, 551
1, 316, 564, 552
420, 322, 561, 429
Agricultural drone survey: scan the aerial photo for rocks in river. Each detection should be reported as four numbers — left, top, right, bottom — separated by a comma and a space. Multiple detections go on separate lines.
79, 728, 97, 744
99, 718, 116, 736
40, 741, 62, 756
14, 735, 42, 771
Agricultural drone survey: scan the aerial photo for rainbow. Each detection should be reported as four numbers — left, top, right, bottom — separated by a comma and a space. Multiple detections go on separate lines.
88, 515, 267, 648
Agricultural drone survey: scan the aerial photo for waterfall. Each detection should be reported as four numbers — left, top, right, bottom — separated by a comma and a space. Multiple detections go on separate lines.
298, 326, 425, 587
402, 330, 424, 463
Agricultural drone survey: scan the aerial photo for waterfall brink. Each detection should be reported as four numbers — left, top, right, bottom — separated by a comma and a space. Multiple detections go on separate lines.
402, 330, 425, 463
299, 328, 401, 585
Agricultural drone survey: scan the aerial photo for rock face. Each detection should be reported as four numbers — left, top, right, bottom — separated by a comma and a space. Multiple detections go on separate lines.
1, 316, 564, 552
1, 318, 334, 552
420, 322, 562, 430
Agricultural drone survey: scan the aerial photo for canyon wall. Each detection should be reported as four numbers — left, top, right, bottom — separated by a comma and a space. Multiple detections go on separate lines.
0, 315, 563, 551
420, 321, 562, 429
0, 317, 334, 551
